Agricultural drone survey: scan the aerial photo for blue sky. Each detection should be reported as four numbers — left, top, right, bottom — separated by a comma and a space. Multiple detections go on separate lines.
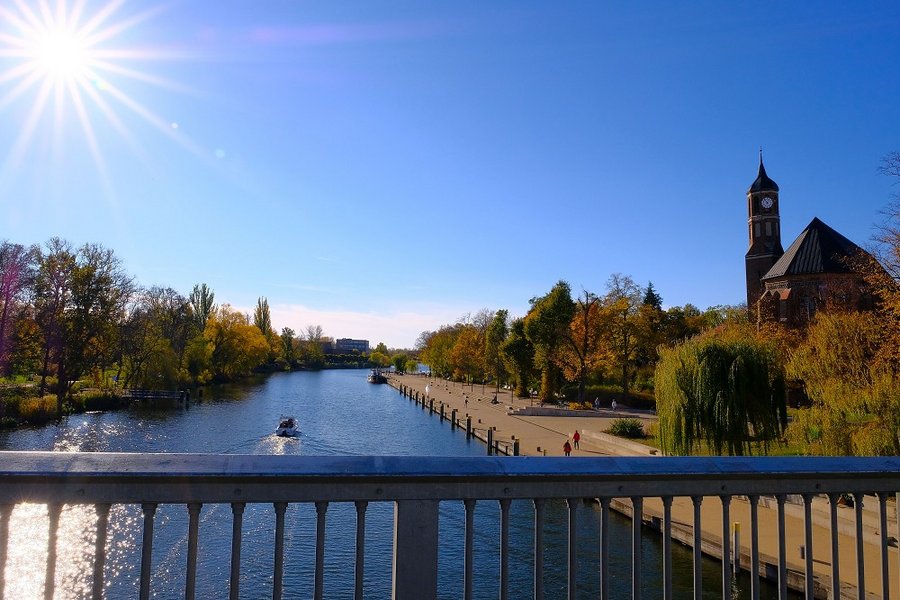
2, 1, 899, 348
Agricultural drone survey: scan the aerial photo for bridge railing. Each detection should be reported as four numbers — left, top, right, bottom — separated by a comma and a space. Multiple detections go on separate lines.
0, 452, 898, 600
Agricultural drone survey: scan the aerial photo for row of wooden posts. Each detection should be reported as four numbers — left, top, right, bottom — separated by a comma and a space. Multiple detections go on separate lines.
395, 383, 520, 456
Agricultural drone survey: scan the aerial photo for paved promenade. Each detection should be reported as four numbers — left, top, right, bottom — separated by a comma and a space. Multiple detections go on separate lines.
390, 373, 899, 599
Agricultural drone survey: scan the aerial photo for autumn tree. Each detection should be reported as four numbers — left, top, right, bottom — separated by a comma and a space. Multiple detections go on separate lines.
418, 326, 460, 378
450, 325, 483, 383
524, 281, 575, 403
656, 335, 787, 456
555, 290, 611, 403
602, 274, 643, 394
0, 241, 36, 376
205, 305, 269, 380
786, 311, 899, 455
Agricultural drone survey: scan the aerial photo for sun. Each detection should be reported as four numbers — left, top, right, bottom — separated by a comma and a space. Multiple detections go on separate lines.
33, 26, 91, 82
0, 0, 197, 190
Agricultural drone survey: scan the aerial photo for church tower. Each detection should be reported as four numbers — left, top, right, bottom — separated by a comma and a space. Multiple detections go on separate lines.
745, 153, 783, 308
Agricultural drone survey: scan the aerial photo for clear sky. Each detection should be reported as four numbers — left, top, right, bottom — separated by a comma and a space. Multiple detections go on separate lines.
2, 1, 899, 348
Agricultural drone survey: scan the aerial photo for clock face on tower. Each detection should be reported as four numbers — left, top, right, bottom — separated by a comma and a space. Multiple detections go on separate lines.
761, 196, 774, 209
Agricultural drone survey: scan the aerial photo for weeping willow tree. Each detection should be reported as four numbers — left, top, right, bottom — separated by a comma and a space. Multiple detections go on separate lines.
655, 337, 787, 456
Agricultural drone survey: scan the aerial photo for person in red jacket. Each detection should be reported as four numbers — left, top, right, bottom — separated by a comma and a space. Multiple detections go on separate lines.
573, 430, 581, 449
563, 440, 572, 456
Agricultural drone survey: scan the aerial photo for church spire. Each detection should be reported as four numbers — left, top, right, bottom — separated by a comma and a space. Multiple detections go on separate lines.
749, 150, 779, 193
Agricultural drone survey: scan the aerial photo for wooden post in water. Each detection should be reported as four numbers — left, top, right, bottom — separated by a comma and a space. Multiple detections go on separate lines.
429, 398, 434, 414
451, 409, 457, 429
487, 428, 494, 455
466, 416, 472, 438
513, 439, 520, 456
440, 403, 445, 421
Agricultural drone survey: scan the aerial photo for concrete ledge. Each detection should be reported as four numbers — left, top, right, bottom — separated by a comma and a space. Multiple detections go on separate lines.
580, 429, 659, 456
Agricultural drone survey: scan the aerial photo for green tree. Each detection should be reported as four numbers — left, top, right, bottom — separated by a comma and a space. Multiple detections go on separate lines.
280, 327, 296, 364
501, 318, 535, 398
391, 353, 408, 372
189, 283, 216, 332
484, 309, 509, 392
655, 336, 787, 456
524, 281, 575, 403
60, 244, 134, 404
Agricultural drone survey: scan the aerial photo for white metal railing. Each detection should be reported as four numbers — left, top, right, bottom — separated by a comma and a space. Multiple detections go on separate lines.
0, 452, 899, 599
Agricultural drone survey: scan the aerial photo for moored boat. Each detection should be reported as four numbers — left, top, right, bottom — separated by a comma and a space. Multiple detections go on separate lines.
367, 369, 387, 384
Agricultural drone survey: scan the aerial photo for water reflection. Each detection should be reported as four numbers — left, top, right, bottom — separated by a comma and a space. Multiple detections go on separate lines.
0, 371, 797, 598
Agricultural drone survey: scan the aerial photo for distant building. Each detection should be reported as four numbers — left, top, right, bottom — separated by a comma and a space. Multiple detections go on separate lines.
335, 338, 370, 354
744, 156, 874, 325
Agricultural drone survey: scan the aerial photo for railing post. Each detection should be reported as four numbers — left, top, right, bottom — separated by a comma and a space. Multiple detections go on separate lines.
464, 499, 476, 600
691, 495, 703, 600
748, 494, 760, 600
273, 502, 287, 600
45, 503, 61, 600
662, 496, 673, 600
230, 502, 245, 600
500, 498, 511, 600
566, 498, 578, 600
854, 493, 865, 600
315, 501, 328, 600
92, 503, 111, 600
140, 502, 157, 600
393, 500, 439, 600
186, 503, 201, 600
720, 496, 731, 600
487, 428, 494, 455
0, 504, 10, 600
534, 498, 545, 600
355, 501, 367, 600
632, 496, 643, 600
776, 494, 787, 600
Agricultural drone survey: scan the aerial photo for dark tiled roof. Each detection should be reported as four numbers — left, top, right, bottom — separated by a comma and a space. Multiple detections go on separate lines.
748, 159, 779, 193
762, 217, 864, 280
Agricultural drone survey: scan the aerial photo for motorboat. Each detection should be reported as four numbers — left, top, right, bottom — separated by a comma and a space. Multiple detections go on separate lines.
367, 369, 387, 384
275, 415, 299, 437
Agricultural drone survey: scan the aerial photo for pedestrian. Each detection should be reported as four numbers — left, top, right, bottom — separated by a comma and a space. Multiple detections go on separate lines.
465, 396, 468, 408
594, 397, 600, 410
611, 398, 617, 411
573, 430, 580, 449
563, 440, 572, 456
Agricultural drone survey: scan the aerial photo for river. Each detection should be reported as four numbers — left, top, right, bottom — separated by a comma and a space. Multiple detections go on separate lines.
0, 369, 790, 598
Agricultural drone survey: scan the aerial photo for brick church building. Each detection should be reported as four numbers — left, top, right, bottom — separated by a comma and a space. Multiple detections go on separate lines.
744, 156, 874, 325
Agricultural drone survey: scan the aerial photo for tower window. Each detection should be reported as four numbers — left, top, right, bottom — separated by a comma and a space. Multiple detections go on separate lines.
754, 223, 760, 237
765, 222, 772, 236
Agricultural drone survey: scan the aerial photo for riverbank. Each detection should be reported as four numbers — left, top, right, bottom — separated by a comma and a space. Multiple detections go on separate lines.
390, 373, 899, 599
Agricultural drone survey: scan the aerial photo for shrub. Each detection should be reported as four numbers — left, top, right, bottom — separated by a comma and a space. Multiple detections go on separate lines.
607, 418, 644, 439
19, 396, 57, 423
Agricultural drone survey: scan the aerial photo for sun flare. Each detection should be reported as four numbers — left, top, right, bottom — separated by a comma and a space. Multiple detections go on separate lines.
0, 0, 194, 189
33, 27, 90, 82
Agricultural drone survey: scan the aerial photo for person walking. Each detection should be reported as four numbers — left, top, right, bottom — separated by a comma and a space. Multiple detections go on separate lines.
563, 440, 572, 456
572, 430, 580, 449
